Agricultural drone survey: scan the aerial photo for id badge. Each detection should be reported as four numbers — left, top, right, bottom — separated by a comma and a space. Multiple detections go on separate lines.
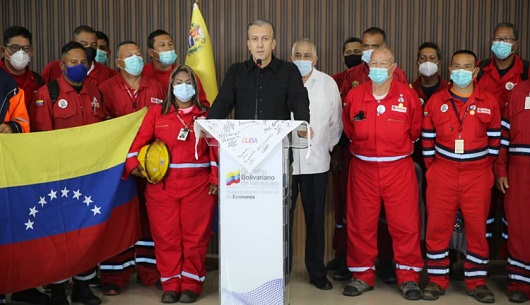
525, 96, 530, 110
178, 128, 189, 141
455, 139, 464, 154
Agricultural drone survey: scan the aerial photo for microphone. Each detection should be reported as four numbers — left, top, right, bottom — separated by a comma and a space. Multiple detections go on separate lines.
254, 59, 262, 119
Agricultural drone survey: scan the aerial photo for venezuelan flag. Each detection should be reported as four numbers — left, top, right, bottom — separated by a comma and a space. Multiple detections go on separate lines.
0, 109, 147, 293
225, 170, 241, 186
185, 2, 218, 103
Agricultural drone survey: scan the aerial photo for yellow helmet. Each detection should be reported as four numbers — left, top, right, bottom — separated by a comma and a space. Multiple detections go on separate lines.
137, 139, 170, 184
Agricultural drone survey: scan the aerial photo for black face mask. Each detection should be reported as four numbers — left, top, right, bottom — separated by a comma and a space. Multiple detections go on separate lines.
344, 54, 363, 69
84, 47, 97, 63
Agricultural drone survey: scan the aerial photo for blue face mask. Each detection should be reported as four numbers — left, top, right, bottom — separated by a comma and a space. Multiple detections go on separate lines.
63, 64, 88, 83
173, 83, 196, 103
293, 60, 313, 77
491, 41, 513, 60
362, 49, 374, 63
95, 49, 108, 64
122, 55, 144, 76
156, 50, 178, 66
368, 67, 391, 84
451, 69, 474, 88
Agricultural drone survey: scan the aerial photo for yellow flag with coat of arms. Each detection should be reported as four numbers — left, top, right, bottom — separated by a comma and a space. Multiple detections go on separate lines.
185, 2, 218, 104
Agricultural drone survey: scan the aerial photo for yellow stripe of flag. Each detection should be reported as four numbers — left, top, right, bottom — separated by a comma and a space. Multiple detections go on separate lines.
185, 2, 218, 104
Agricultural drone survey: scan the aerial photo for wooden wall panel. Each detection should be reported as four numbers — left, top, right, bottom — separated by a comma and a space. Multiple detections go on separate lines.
2, 0, 529, 260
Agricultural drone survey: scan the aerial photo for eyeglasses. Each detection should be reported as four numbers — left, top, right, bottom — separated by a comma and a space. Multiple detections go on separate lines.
5, 44, 32, 53
491, 37, 517, 43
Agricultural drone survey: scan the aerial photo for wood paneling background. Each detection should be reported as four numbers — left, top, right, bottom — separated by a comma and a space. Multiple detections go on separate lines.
2, 0, 529, 260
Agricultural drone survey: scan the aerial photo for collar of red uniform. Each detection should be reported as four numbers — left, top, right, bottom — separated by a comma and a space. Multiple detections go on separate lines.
480, 54, 524, 74
441, 82, 489, 103
115, 72, 151, 90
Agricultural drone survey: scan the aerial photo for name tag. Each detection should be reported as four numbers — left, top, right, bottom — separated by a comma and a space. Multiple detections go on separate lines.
477, 107, 491, 114
455, 139, 464, 154
391, 105, 407, 113
151, 97, 163, 104
525, 96, 530, 110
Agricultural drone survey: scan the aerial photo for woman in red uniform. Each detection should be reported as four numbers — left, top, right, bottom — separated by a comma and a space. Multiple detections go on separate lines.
125, 65, 218, 304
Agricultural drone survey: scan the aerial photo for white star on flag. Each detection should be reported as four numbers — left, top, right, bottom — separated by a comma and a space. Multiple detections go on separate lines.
48, 189, 57, 200
61, 187, 70, 198
73, 189, 82, 200
38, 196, 47, 208
24, 219, 34, 230
29, 206, 38, 217
91, 205, 101, 216
83, 196, 93, 206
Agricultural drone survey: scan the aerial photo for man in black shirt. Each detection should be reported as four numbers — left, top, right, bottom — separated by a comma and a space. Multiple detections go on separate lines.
207, 19, 310, 122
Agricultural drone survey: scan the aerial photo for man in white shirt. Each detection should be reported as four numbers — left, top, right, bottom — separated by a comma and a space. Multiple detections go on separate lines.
288, 38, 342, 291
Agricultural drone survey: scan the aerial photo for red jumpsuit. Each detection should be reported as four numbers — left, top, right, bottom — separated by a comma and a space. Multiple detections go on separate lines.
41, 60, 114, 87
0, 59, 43, 109
476, 55, 529, 251
142, 62, 209, 105
494, 79, 530, 299
342, 78, 423, 287
97, 73, 166, 288
29, 75, 106, 131
125, 104, 218, 295
422, 85, 501, 291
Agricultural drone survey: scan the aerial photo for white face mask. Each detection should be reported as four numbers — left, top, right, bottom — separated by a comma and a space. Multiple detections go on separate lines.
8, 50, 31, 70
361, 49, 374, 64
418, 61, 439, 77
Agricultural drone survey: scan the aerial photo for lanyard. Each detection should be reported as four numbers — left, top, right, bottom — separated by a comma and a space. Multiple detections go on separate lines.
124, 85, 139, 110
449, 99, 470, 135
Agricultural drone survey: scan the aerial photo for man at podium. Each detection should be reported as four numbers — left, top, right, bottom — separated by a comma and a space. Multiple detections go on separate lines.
207, 19, 309, 122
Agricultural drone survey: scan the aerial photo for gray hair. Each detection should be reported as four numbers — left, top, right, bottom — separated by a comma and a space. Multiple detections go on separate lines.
247, 19, 276, 39
291, 38, 317, 57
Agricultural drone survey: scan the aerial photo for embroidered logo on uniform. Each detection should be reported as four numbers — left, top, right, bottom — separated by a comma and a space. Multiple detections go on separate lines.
35, 100, 44, 107
58, 99, 68, 109
391, 105, 407, 113
423, 111, 429, 117
477, 107, 491, 114
150, 97, 163, 104
352, 81, 359, 88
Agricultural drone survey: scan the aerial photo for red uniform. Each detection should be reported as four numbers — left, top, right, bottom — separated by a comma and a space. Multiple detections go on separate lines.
342, 78, 423, 286
41, 60, 114, 87
340, 63, 409, 100
98, 73, 165, 117
29, 75, 106, 131
332, 69, 348, 90
125, 104, 218, 295
0, 59, 43, 109
411, 76, 449, 106
97, 72, 166, 288
476, 55, 529, 257
494, 79, 530, 299
142, 62, 209, 105
422, 85, 501, 291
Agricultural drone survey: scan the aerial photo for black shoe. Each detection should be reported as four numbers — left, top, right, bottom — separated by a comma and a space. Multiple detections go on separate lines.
326, 256, 344, 271
88, 276, 101, 288
49, 283, 69, 305
332, 267, 351, 281
71, 281, 102, 305
11, 288, 50, 304
468, 285, 495, 303
378, 260, 397, 284
342, 279, 374, 297
161, 291, 179, 303
309, 277, 333, 290
399, 282, 422, 300
179, 290, 199, 303
507, 291, 528, 303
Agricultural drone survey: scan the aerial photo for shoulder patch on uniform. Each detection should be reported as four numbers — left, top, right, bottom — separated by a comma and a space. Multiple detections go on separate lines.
150, 97, 163, 104
35, 100, 44, 107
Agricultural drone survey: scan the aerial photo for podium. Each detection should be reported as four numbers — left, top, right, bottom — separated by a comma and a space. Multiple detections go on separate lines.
194, 120, 310, 305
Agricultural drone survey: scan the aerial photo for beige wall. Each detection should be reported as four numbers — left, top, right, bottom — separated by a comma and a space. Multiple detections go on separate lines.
2, 0, 528, 259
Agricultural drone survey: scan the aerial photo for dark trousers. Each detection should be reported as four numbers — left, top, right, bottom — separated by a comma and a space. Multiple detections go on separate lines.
288, 172, 328, 280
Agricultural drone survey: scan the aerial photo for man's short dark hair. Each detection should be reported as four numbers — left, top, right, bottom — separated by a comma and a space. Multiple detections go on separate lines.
451, 50, 477, 65
247, 19, 276, 39
3, 26, 32, 45
494, 22, 519, 40
343, 37, 362, 53
363, 27, 386, 43
61, 41, 86, 57
96, 31, 109, 46
418, 42, 442, 61
72, 25, 96, 39
147, 29, 171, 49
116, 40, 138, 54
